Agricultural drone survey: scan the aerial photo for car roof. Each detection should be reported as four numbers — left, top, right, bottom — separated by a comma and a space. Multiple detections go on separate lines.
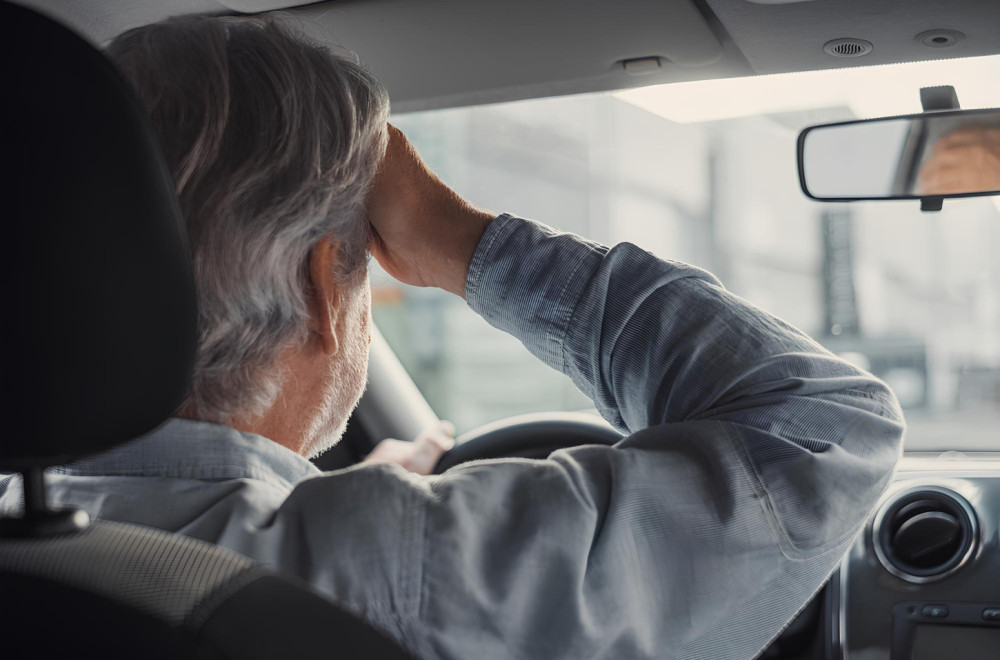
15, 0, 1000, 112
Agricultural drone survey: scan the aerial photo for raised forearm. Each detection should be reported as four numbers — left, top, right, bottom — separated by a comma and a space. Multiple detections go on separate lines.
466, 214, 903, 438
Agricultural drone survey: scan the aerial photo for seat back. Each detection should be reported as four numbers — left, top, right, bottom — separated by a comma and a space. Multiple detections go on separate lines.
0, 4, 412, 657
2, 1, 197, 470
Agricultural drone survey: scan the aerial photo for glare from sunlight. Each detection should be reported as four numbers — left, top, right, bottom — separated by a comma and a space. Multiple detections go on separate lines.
616, 55, 1000, 123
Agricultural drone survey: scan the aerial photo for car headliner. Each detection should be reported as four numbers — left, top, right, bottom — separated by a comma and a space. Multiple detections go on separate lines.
14, 0, 1000, 113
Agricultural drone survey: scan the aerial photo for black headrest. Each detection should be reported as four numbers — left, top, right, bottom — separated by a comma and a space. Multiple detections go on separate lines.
1, 3, 197, 470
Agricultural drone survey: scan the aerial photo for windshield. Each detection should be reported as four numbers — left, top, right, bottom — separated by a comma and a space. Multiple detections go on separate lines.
374, 56, 1000, 450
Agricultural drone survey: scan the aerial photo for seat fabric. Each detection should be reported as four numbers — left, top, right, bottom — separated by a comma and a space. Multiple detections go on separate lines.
0, 520, 415, 659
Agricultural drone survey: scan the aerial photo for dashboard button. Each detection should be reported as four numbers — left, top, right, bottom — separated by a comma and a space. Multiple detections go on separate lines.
983, 608, 1000, 622
921, 605, 950, 618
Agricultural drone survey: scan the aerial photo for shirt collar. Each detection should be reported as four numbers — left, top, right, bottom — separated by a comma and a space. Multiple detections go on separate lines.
50, 418, 321, 491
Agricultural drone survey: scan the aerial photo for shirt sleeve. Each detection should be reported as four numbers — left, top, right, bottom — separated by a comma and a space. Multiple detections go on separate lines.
360, 214, 904, 659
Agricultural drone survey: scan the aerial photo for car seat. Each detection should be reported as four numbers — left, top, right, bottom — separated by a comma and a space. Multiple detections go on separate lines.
0, 3, 412, 657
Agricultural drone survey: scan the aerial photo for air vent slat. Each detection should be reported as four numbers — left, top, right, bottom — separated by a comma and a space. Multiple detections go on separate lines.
872, 487, 977, 584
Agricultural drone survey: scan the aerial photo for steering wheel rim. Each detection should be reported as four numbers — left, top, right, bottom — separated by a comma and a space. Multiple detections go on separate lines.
431, 412, 623, 474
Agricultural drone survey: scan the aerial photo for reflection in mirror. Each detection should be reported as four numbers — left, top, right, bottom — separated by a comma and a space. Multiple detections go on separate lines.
800, 109, 1000, 200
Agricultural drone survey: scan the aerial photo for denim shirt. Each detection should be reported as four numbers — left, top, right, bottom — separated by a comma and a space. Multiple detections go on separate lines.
0, 214, 904, 659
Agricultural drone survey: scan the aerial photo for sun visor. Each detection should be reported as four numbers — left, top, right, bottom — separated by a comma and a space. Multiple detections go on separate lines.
294, 0, 725, 111
16, 0, 730, 112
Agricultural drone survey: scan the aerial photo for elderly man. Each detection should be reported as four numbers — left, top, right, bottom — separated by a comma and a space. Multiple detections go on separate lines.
0, 14, 904, 660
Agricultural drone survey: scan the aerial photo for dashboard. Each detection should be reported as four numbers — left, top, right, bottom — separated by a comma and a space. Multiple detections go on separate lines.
829, 453, 1000, 660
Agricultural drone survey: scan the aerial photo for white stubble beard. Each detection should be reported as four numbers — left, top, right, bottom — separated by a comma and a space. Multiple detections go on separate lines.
304, 280, 372, 460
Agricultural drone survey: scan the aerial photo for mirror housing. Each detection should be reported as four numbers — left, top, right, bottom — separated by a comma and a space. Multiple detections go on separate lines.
797, 107, 1000, 207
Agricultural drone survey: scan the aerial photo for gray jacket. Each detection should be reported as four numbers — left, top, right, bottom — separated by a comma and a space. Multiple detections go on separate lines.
1, 214, 904, 659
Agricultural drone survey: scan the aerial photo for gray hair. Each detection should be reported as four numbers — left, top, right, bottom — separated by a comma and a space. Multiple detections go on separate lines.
108, 15, 389, 423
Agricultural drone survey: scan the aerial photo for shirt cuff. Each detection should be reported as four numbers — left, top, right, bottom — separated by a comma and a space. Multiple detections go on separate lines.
465, 214, 606, 372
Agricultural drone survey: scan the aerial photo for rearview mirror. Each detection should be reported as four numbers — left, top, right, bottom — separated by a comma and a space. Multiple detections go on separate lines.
797, 108, 1000, 202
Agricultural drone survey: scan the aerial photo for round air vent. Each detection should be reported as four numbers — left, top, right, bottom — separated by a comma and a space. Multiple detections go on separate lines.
872, 486, 978, 583
823, 38, 874, 58
916, 30, 965, 49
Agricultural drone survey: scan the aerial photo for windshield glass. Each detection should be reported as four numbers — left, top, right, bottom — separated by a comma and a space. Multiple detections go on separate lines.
374, 56, 1000, 450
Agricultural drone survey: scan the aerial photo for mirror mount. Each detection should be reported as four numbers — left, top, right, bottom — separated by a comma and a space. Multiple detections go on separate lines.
918, 86, 960, 212
920, 196, 944, 212
919, 85, 961, 113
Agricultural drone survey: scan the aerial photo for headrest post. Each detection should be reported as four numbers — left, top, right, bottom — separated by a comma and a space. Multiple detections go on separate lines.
0, 467, 90, 539
22, 466, 47, 517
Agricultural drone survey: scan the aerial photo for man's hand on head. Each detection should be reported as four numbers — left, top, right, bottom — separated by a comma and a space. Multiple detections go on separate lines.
362, 421, 457, 476
366, 125, 496, 298
919, 125, 1000, 195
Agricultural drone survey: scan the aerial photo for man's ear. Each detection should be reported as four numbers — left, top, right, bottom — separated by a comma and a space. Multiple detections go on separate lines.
308, 237, 340, 356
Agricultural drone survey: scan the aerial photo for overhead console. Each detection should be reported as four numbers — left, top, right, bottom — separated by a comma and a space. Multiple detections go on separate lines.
18, 0, 1000, 113
833, 457, 1000, 660
704, 0, 1000, 76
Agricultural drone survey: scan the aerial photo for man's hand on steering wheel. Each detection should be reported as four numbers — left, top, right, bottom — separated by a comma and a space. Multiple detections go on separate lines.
363, 421, 457, 475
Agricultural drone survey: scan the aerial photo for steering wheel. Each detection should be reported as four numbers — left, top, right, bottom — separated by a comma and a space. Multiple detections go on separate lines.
432, 412, 623, 474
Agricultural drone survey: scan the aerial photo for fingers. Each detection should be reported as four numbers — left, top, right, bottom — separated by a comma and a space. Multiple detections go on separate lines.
361, 439, 406, 469
364, 124, 435, 286
431, 420, 456, 438
919, 139, 1000, 195
360, 422, 457, 476
365, 123, 496, 295
406, 422, 456, 475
